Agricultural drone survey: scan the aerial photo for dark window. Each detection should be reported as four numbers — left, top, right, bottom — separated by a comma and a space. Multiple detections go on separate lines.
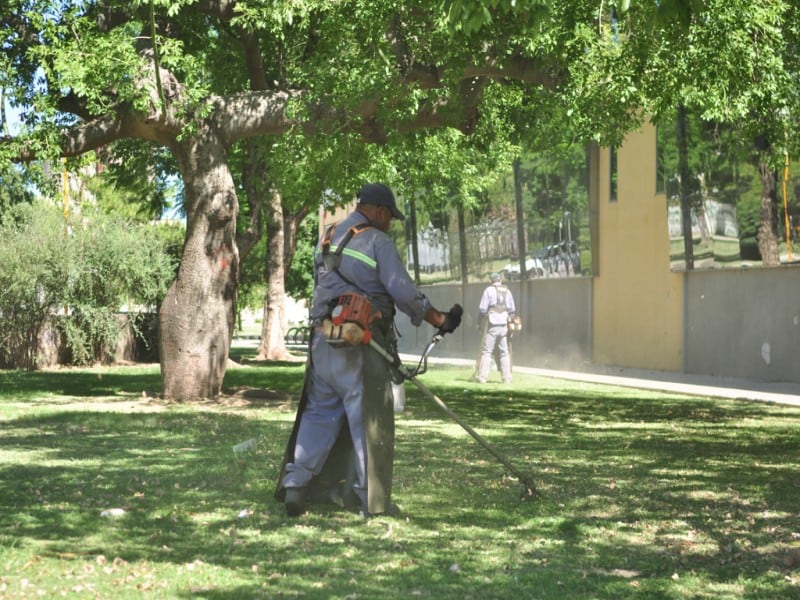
609, 146, 617, 202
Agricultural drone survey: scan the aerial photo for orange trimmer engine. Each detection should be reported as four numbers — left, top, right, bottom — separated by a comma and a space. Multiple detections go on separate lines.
322, 293, 375, 347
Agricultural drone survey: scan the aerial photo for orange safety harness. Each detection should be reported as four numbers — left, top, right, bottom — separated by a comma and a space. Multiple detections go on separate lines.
319, 222, 380, 346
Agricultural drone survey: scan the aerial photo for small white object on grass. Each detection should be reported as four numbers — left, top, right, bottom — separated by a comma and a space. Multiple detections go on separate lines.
233, 438, 259, 458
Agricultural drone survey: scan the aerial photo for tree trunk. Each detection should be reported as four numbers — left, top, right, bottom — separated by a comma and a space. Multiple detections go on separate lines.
676, 103, 695, 270
513, 158, 527, 280
283, 209, 307, 281
457, 202, 468, 288
237, 140, 267, 264
757, 159, 779, 266
257, 187, 294, 361
695, 174, 712, 248
159, 132, 239, 400
407, 193, 421, 285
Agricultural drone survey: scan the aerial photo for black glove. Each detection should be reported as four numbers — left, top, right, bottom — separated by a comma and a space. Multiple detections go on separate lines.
438, 304, 463, 335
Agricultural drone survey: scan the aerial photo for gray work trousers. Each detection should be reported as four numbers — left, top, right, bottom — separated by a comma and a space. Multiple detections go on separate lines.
282, 331, 368, 504
477, 324, 511, 382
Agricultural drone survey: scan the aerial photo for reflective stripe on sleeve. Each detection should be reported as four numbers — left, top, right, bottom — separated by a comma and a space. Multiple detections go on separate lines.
315, 245, 377, 269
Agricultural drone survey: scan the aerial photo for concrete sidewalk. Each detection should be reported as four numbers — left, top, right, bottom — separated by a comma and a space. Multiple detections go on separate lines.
235, 338, 800, 407
405, 355, 800, 407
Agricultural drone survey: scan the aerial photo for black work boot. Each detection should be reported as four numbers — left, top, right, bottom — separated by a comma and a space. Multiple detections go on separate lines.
359, 502, 401, 519
284, 487, 307, 517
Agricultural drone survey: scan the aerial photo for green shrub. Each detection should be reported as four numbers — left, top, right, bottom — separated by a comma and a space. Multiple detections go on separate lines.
0, 203, 71, 368
0, 202, 177, 368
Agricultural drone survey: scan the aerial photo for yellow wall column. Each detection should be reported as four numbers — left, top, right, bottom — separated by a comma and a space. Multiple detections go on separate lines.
593, 123, 684, 371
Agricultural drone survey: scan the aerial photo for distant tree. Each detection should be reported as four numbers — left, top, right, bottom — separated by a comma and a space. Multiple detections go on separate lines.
626, 0, 800, 266
0, 163, 35, 216
89, 141, 179, 221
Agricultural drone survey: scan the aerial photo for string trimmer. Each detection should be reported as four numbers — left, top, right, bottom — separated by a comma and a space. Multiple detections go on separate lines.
322, 293, 537, 497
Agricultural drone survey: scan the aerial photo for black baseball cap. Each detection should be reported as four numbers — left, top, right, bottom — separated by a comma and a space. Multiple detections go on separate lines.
357, 183, 405, 221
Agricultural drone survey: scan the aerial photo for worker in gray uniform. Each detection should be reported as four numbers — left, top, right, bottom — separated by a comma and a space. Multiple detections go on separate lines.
475, 272, 516, 384
275, 182, 462, 517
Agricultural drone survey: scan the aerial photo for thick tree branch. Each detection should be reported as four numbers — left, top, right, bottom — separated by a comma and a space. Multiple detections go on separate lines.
215, 91, 298, 143
55, 91, 94, 122
464, 56, 565, 89
9, 114, 126, 161
216, 44, 562, 143
386, 12, 441, 88
242, 33, 270, 91
236, 139, 267, 263
62, 116, 127, 156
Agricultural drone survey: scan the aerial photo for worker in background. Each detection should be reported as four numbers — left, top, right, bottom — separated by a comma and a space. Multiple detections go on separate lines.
475, 272, 515, 384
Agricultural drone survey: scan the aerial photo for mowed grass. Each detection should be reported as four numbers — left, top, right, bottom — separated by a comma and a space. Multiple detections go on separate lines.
1, 354, 800, 599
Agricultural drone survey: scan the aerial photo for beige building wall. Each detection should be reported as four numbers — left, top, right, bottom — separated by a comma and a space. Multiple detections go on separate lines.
319, 200, 357, 236
592, 123, 684, 371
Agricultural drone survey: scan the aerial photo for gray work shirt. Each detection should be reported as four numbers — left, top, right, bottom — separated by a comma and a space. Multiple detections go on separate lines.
479, 283, 516, 326
311, 210, 433, 326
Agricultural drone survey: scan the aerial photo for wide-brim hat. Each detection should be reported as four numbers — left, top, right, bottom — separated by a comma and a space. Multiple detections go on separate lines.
358, 183, 405, 220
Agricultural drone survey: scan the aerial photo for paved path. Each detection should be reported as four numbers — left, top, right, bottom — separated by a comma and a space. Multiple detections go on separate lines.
403, 354, 800, 407
234, 339, 800, 407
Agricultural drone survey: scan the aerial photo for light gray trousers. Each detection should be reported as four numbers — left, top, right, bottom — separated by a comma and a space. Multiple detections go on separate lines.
282, 331, 368, 504
477, 324, 511, 382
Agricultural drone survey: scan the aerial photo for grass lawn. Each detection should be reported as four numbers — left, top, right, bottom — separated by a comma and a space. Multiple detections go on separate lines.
2, 352, 800, 599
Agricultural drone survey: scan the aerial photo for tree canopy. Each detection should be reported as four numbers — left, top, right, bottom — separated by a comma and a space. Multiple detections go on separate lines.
3, 0, 798, 398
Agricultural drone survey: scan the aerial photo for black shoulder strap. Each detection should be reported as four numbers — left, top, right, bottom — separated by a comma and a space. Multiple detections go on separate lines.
335, 222, 372, 256
321, 222, 374, 293
321, 224, 336, 259
491, 286, 508, 312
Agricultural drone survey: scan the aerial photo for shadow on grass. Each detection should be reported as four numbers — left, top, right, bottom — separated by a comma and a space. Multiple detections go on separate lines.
0, 368, 163, 400
0, 361, 306, 404
1, 363, 800, 598
0, 409, 295, 568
